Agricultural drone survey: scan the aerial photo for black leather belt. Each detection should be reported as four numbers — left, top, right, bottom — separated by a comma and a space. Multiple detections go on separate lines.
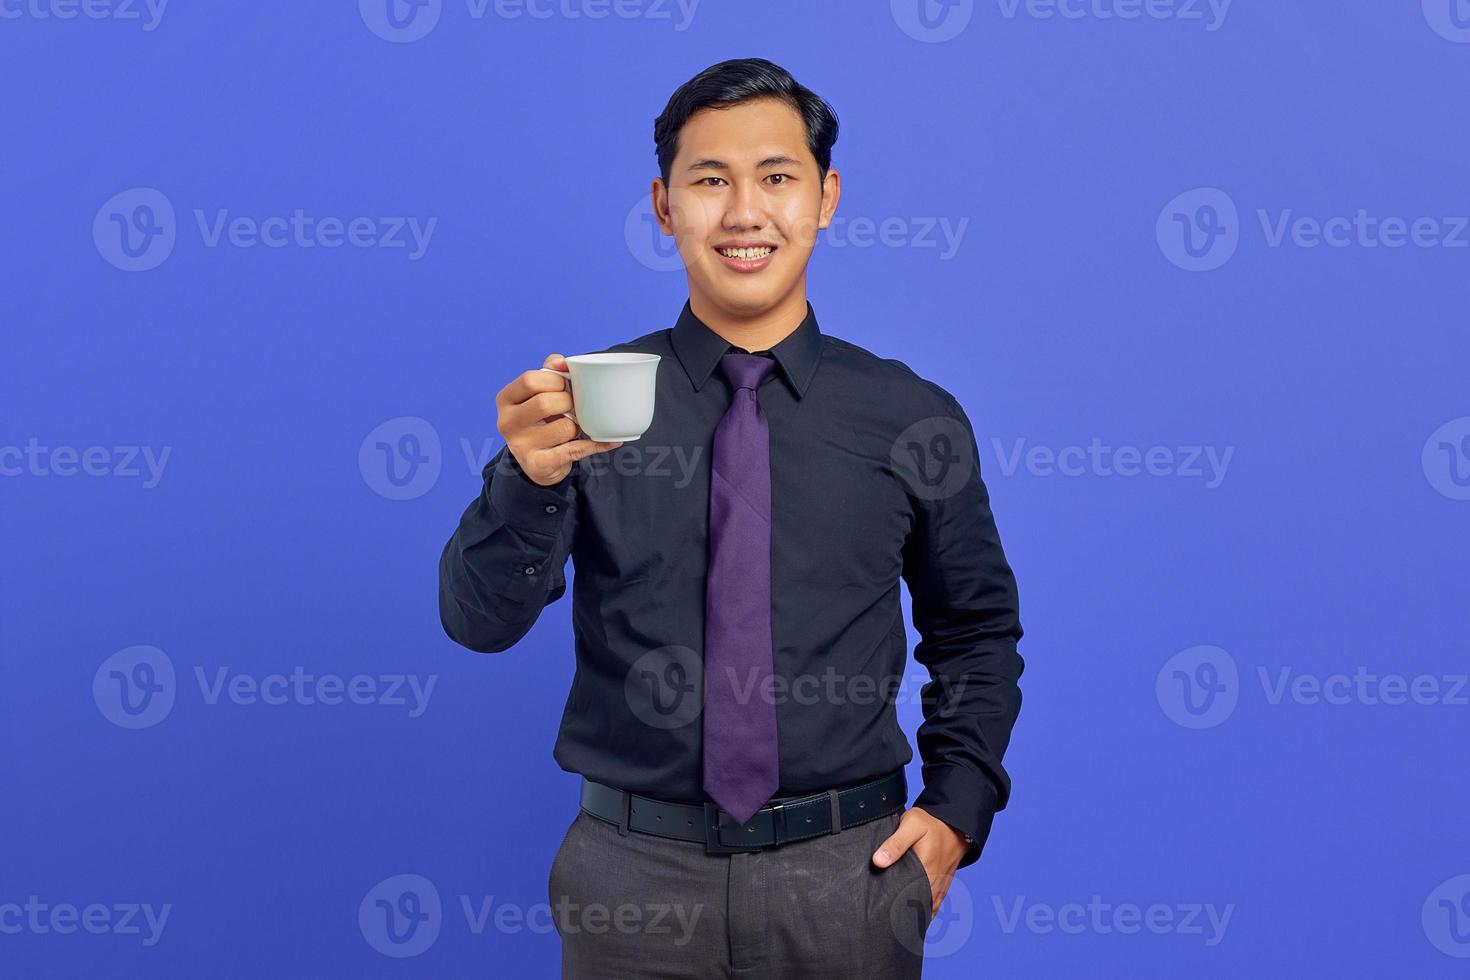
579, 770, 907, 855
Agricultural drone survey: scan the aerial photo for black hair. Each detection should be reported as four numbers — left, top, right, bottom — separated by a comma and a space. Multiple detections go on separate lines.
653, 58, 839, 187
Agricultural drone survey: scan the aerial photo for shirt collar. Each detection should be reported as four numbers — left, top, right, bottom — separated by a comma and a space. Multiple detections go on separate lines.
670, 299, 823, 399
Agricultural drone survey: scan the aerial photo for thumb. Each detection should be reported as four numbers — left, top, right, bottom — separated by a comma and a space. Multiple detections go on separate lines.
872, 814, 924, 869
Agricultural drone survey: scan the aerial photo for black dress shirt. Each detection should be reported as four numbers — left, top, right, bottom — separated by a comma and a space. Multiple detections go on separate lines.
438, 299, 1023, 867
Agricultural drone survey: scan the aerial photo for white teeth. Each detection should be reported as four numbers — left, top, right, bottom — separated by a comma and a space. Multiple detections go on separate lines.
718, 246, 773, 260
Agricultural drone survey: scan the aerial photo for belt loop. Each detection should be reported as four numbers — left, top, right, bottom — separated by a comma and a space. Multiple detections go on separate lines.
617, 790, 631, 837
826, 789, 842, 836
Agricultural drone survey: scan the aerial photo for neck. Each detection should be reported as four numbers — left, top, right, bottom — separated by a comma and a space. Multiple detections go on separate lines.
687, 278, 809, 353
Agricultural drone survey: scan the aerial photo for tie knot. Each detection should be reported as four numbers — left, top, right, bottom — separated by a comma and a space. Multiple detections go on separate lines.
719, 352, 777, 392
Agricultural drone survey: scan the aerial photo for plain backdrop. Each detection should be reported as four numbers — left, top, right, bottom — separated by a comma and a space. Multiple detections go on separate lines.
3, 2, 1468, 976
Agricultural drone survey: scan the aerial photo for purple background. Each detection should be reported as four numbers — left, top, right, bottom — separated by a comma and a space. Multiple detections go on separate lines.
3, 1, 1468, 976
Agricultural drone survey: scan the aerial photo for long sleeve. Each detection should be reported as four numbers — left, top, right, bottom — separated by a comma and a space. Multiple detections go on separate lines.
438, 444, 578, 653
900, 395, 1024, 869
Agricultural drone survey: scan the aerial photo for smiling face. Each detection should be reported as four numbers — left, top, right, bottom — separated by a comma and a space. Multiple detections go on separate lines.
652, 97, 840, 322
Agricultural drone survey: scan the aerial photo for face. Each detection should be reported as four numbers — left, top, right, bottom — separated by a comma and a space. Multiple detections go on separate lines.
652, 97, 840, 320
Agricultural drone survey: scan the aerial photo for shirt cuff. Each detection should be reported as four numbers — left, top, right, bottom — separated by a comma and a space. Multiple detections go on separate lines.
487, 450, 573, 532
913, 765, 1001, 870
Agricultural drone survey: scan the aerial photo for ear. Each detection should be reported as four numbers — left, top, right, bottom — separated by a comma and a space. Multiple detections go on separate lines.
650, 178, 674, 235
817, 168, 841, 231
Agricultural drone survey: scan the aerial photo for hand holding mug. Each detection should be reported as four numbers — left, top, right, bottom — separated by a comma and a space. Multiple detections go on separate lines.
497, 354, 625, 488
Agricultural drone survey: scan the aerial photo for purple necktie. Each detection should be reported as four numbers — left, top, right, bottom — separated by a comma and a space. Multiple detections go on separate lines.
703, 352, 780, 825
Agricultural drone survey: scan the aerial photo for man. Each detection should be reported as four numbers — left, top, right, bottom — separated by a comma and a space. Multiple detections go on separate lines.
439, 57, 1023, 978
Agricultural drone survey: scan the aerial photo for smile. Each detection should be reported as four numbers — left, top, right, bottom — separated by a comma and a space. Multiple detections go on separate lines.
713, 244, 777, 272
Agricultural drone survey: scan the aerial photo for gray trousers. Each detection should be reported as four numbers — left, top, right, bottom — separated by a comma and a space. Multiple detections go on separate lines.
547, 804, 933, 978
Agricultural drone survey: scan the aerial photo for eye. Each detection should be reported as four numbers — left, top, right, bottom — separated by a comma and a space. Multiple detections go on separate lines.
766, 174, 791, 185
698, 177, 726, 187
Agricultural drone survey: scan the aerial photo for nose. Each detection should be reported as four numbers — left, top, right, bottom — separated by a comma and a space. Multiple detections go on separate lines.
723, 178, 769, 233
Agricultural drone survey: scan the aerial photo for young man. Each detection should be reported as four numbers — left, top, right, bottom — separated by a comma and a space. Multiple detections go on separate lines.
439, 58, 1024, 978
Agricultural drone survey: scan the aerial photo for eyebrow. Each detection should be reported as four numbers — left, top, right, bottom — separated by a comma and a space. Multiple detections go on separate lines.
685, 155, 803, 173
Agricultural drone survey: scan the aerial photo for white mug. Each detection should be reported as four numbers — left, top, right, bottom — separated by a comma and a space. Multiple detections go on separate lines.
538, 352, 661, 443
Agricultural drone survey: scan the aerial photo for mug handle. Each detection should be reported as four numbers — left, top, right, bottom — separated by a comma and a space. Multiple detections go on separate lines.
537, 367, 578, 425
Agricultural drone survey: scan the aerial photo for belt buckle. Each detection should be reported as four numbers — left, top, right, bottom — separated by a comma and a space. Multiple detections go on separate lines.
701, 802, 768, 855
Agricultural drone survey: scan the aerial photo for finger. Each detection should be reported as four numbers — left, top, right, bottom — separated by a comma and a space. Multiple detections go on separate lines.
499, 362, 570, 413
514, 415, 582, 454
536, 437, 624, 473
872, 815, 926, 868
501, 387, 575, 435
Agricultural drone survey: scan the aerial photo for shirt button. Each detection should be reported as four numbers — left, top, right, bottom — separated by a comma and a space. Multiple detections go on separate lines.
523, 565, 537, 576
544, 504, 558, 513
